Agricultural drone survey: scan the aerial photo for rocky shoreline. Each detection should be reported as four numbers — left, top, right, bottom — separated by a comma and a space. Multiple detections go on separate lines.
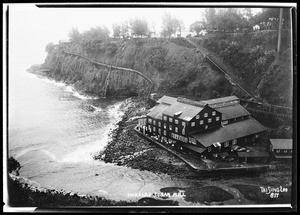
8, 66, 292, 207
93, 97, 195, 178
8, 174, 185, 207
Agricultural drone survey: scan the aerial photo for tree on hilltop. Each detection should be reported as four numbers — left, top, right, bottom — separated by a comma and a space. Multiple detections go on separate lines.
161, 12, 183, 38
112, 23, 121, 38
68, 27, 82, 42
130, 17, 149, 37
190, 20, 206, 36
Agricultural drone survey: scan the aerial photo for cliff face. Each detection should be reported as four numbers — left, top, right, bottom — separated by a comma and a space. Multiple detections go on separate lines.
42, 38, 233, 99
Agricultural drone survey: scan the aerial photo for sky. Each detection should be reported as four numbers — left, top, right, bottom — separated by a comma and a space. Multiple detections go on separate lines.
4, 3, 294, 68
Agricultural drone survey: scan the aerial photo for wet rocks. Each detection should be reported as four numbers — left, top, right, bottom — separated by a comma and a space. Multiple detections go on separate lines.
7, 175, 137, 207
93, 98, 192, 178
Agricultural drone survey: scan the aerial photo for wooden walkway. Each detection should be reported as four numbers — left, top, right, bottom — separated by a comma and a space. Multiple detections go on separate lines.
62, 50, 153, 85
134, 127, 207, 170
174, 38, 292, 121
134, 127, 270, 174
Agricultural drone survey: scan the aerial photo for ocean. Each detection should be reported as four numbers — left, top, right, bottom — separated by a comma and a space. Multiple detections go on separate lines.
7, 65, 188, 202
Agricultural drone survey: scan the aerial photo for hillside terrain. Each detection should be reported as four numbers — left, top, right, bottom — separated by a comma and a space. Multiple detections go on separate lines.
191, 30, 292, 107
40, 31, 292, 107
41, 37, 238, 101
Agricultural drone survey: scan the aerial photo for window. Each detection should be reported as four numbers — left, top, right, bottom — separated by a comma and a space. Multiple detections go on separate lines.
200, 120, 204, 125
163, 123, 167, 129
153, 127, 156, 132
232, 139, 237, 145
205, 125, 208, 129
224, 141, 229, 147
284, 150, 287, 153
216, 116, 220, 121
158, 122, 161, 127
189, 138, 196, 145
276, 150, 280, 153
163, 116, 167, 121
169, 117, 173, 123
191, 122, 195, 127
212, 111, 216, 116
169, 125, 172, 131
204, 113, 208, 118
148, 125, 152, 132
163, 130, 166, 136
182, 121, 186, 127
175, 127, 178, 133
182, 129, 185, 135
223, 120, 228, 125
153, 120, 156, 125
180, 147, 183, 150
208, 147, 211, 152
208, 118, 212, 123
255, 134, 259, 138
196, 114, 200, 119
175, 119, 179, 124
158, 128, 161, 134
148, 118, 152, 123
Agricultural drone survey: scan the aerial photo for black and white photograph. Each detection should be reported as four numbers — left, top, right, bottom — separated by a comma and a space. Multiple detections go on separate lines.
3, 2, 297, 212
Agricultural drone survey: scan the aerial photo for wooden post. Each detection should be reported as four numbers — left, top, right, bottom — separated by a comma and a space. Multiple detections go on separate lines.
104, 66, 112, 98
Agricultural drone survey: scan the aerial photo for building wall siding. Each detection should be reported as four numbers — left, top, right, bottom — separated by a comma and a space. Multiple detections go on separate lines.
188, 106, 222, 134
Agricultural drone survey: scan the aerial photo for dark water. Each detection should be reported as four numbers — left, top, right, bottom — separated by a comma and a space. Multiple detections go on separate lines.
8, 67, 190, 203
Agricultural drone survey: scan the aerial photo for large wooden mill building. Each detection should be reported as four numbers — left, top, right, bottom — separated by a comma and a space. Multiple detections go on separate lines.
138, 95, 267, 158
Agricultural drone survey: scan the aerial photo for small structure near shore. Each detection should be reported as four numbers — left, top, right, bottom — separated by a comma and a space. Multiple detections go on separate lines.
269, 139, 292, 161
137, 95, 269, 163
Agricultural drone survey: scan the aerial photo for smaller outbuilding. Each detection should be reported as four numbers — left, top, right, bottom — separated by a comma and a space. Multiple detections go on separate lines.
269, 139, 293, 161
237, 151, 270, 163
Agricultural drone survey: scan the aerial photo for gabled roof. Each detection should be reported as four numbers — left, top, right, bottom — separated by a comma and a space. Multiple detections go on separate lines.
156, 95, 177, 105
202, 96, 239, 105
177, 97, 206, 107
147, 103, 171, 120
215, 104, 250, 120
191, 117, 267, 148
270, 139, 293, 150
163, 101, 204, 121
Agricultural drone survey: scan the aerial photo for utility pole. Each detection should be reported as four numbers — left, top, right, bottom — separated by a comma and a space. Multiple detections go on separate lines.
277, 8, 283, 60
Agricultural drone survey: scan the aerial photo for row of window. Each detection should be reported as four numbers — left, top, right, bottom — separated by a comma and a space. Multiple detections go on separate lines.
149, 124, 186, 136
196, 111, 216, 119
191, 116, 220, 127
275, 149, 291, 153
148, 118, 187, 127
222, 116, 250, 126
161, 111, 216, 124
170, 133, 188, 143
207, 139, 237, 152
148, 115, 220, 129
163, 116, 187, 126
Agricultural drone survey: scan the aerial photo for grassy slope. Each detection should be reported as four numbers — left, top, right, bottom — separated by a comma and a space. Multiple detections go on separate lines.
43, 38, 233, 100
192, 30, 292, 106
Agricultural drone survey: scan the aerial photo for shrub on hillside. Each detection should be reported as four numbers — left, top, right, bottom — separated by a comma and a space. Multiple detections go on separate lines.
106, 43, 118, 57
147, 46, 167, 72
